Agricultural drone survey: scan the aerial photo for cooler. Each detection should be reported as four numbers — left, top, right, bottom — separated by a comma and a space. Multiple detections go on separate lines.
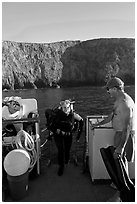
86, 115, 135, 182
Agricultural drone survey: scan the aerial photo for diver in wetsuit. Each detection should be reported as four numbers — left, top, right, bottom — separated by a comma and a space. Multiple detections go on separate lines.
45, 100, 83, 176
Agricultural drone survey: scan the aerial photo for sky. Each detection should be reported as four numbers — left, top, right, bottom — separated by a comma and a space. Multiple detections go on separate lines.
2, 1, 135, 43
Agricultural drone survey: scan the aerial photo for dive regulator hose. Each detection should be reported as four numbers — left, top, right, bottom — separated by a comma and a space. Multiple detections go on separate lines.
15, 130, 37, 172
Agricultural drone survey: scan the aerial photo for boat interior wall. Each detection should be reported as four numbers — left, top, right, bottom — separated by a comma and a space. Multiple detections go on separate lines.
2, 98, 40, 175
86, 116, 135, 182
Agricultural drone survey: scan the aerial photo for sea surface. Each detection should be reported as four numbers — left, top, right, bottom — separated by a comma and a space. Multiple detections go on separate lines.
2, 86, 135, 162
2, 86, 135, 130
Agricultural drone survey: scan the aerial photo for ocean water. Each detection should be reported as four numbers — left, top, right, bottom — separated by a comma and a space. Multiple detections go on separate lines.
2, 85, 135, 131
2, 86, 135, 162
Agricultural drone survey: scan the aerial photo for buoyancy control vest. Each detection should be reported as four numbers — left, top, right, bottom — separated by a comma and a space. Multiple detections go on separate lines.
45, 108, 76, 133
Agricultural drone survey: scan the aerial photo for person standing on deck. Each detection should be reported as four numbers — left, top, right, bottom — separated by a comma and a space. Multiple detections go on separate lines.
91, 77, 135, 169
47, 100, 83, 176
91, 77, 135, 200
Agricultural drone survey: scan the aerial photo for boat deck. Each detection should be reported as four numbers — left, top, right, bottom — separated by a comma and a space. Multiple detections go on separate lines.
4, 162, 119, 202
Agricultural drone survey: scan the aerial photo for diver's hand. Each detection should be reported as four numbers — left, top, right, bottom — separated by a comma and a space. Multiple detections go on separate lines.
56, 129, 61, 134
56, 129, 65, 135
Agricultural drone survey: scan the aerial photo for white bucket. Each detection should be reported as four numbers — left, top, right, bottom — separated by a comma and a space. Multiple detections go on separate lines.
4, 149, 30, 176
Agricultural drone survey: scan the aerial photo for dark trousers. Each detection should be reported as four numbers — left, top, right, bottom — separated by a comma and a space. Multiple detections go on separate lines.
54, 133, 72, 167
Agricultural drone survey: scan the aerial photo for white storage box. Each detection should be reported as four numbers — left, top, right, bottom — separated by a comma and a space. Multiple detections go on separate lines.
86, 115, 135, 182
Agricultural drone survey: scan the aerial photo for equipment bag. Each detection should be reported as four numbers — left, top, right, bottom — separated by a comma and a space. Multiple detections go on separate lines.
100, 146, 135, 202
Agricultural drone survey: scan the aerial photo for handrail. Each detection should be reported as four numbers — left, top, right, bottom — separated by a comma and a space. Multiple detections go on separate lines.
2, 117, 40, 125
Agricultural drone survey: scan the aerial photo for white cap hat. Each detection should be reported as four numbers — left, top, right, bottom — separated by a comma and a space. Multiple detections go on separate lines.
3, 96, 22, 105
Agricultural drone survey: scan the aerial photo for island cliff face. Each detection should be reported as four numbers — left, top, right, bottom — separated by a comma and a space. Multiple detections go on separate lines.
2, 38, 135, 90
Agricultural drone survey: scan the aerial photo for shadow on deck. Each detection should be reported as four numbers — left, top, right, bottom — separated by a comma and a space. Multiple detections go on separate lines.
4, 161, 119, 202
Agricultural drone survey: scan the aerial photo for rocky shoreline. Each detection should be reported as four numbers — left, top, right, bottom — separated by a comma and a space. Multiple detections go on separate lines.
2, 38, 135, 90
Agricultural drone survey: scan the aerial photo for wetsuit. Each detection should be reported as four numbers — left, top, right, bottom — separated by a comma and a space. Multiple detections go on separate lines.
51, 109, 83, 168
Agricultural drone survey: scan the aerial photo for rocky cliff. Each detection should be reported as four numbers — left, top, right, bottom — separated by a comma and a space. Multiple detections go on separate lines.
2, 38, 135, 90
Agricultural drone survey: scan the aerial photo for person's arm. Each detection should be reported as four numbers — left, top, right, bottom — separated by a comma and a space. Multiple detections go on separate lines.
74, 112, 84, 141
113, 104, 131, 158
90, 112, 113, 129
